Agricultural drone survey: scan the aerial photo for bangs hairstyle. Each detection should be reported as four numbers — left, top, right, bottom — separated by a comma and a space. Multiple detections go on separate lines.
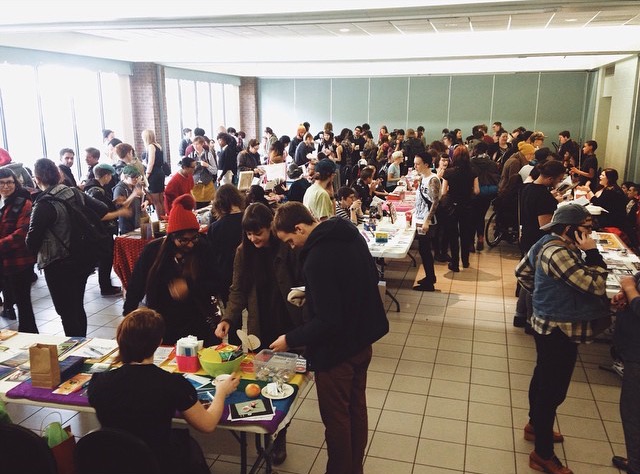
0, 168, 21, 191
116, 309, 165, 363
242, 202, 274, 234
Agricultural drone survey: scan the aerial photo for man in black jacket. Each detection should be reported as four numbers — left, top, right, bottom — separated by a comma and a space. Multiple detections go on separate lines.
271, 202, 389, 474
216, 132, 237, 185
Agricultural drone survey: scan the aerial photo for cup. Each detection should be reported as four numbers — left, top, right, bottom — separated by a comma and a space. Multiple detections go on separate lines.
151, 220, 160, 236
176, 355, 200, 373
405, 212, 413, 229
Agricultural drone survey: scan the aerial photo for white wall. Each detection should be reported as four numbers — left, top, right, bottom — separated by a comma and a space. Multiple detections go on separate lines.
595, 56, 640, 177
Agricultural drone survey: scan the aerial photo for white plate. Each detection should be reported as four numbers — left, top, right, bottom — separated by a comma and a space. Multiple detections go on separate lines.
261, 383, 294, 400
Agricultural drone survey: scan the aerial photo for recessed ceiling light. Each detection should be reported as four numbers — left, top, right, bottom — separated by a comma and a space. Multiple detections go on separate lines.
339, 28, 350, 32
565, 18, 578, 22
445, 23, 458, 27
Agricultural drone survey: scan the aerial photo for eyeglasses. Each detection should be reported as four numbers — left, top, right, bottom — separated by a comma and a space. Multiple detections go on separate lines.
174, 234, 199, 245
0, 180, 15, 187
579, 224, 593, 231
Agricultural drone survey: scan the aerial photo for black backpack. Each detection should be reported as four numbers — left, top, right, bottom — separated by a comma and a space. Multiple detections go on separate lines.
43, 188, 111, 272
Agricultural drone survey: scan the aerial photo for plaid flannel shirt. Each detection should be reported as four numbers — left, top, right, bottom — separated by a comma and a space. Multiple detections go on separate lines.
515, 235, 609, 343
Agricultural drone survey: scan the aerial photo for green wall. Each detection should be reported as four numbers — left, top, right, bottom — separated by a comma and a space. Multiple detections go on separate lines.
258, 72, 594, 145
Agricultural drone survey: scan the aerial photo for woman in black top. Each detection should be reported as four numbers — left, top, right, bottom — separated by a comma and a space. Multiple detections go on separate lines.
584, 168, 627, 230
442, 146, 479, 271
89, 309, 239, 474
207, 185, 245, 332
215, 203, 303, 465
123, 194, 220, 346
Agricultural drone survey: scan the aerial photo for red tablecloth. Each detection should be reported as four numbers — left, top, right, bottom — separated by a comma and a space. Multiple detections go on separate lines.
113, 236, 150, 290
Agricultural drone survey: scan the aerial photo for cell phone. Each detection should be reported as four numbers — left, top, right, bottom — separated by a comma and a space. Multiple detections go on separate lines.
567, 225, 584, 240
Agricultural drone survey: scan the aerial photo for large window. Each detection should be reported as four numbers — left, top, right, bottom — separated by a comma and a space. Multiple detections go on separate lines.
0, 62, 130, 179
165, 78, 240, 160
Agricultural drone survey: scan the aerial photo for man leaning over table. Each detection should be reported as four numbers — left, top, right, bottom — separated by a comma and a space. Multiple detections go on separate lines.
515, 204, 610, 474
270, 202, 389, 474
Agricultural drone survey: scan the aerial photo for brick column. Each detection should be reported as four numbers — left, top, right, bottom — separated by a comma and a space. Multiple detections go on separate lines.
129, 63, 172, 163
239, 77, 259, 140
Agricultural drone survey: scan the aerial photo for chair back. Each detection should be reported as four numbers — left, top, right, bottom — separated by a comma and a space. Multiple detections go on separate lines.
75, 427, 161, 474
0, 423, 58, 473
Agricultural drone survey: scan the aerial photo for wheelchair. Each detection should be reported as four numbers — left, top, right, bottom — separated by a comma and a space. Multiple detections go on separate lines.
485, 196, 519, 247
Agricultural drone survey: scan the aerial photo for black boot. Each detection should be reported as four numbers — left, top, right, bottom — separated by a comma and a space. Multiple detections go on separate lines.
271, 426, 287, 465
2, 306, 16, 320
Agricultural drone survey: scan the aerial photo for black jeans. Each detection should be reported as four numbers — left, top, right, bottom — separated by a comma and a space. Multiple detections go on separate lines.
97, 237, 115, 291
44, 260, 89, 337
621, 360, 640, 474
5, 268, 37, 333
446, 203, 473, 268
472, 195, 493, 240
529, 328, 577, 458
417, 232, 436, 286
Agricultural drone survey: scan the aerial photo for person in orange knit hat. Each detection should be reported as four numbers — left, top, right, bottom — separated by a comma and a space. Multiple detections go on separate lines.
123, 194, 221, 345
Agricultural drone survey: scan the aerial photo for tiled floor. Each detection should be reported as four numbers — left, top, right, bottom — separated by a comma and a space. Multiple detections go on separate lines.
1, 243, 627, 473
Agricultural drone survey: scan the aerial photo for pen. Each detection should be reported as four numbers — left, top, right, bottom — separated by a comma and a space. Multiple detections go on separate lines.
89, 347, 103, 356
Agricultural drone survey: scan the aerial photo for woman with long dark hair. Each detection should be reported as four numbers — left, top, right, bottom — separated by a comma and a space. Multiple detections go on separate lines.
0, 168, 36, 331
215, 202, 303, 465
207, 184, 245, 312
582, 168, 627, 229
442, 146, 480, 271
123, 194, 219, 346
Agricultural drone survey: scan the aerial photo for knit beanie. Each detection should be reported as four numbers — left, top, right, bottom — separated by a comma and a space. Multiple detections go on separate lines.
167, 194, 199, 234
518, 142, 535, 156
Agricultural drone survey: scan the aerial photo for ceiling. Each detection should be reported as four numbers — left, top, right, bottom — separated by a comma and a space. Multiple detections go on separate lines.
0, 0, 639, 77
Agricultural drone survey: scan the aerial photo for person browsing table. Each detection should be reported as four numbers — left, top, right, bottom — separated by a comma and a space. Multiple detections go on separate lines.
89, 308, 239, 474
271, 202, 389, 474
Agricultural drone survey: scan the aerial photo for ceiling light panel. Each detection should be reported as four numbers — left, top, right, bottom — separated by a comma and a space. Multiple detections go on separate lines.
509, 12, 556, 29
469, 16, 510, 31
428, 17, 471, 32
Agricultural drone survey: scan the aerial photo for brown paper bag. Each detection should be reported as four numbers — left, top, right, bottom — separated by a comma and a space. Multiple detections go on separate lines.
29, 343, 60, 388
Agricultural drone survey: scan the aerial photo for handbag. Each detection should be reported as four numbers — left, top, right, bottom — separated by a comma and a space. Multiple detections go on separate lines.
42, 413, 76, 474
162, 161, 171, 177
191, 181, 215, 203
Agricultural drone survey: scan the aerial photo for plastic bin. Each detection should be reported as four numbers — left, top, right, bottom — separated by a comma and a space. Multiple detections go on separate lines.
253, 349, 298, 381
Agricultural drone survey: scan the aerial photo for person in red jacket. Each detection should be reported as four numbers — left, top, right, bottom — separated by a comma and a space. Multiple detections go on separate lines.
0, 168, 37, 331
164, 157, 195, 215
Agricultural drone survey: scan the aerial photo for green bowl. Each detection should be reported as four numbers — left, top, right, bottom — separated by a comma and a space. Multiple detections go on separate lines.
198, 349, 245, 377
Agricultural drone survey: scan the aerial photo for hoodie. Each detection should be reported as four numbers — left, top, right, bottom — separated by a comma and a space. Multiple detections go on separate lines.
286, 218, 389, 371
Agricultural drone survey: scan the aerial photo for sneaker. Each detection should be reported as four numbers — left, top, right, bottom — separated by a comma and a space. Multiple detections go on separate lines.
100, 286, 122, 296
612, 360, 624, 378
476, 241, 484, 251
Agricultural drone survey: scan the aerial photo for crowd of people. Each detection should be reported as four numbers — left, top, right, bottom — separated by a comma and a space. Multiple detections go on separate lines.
1, 117, 640, 474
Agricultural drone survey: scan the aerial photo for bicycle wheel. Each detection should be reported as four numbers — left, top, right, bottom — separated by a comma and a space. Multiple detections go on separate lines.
485, 211, 503, 247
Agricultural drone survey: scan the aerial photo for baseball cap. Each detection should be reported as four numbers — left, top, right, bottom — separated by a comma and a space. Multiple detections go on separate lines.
540, 204, 590, 230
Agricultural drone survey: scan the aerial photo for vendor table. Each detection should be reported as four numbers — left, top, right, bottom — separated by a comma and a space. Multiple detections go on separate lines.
360, 213, 416, 311
113, 234, 149, 290
595, 231, 640, 298
0, 333, 307, 474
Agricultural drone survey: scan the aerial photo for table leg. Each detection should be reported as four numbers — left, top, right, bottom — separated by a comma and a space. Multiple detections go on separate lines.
238, 432, 247, 474
376, 257, 400, 312
408, 252, 417, 267
249, 434, 273, 474
386, 289, 400, 312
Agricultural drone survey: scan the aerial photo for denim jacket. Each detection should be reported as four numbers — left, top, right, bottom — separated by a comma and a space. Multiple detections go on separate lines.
527, 234, 608, 323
